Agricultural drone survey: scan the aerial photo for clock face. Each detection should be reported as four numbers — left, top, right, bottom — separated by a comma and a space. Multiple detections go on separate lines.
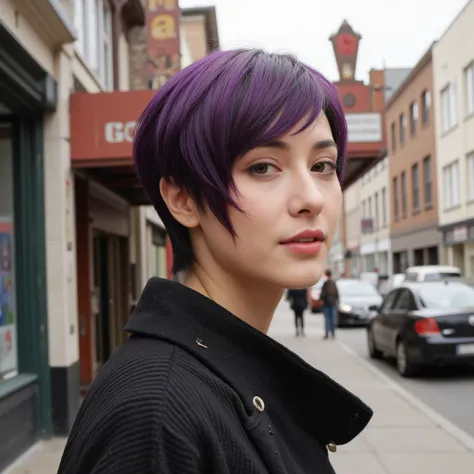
336, 33, 357, 56
342, 63, 353, 79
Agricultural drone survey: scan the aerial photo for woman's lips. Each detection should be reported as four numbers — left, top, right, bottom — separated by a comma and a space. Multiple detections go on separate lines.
280, 240, 323, 255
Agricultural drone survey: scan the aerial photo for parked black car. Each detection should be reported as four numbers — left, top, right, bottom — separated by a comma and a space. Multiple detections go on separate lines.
367, 280, 474, 377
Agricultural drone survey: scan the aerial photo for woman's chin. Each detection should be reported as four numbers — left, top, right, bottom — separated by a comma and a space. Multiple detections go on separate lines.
275, 266, 325, 290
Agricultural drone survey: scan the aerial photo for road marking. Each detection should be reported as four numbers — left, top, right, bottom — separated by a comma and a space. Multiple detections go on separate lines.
338, 340, 474, 452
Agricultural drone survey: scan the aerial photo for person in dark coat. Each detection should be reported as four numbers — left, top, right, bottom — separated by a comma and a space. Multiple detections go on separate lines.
287, 288, 308, 336
321, 269, 340, 339
57, 49, 372, 473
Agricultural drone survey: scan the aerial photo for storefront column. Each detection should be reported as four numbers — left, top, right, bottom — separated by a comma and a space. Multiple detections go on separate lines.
43, 48, 80, 435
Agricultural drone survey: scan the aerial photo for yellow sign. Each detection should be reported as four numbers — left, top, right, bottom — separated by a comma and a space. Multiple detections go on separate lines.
151, 14, 176, 40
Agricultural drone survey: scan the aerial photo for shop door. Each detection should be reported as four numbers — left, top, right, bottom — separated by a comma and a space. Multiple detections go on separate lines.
93, 232, 129, 374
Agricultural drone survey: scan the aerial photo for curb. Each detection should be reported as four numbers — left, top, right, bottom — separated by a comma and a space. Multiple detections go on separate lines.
338, 340, 474, 452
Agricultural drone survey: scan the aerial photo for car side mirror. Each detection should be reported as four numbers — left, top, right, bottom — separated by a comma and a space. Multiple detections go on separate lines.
368, 305, 380, 312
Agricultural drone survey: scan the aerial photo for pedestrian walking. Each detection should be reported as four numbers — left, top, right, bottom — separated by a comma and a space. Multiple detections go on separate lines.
321, 269, 339, 339
287, 288, 308, 336
58, 49, 372, 474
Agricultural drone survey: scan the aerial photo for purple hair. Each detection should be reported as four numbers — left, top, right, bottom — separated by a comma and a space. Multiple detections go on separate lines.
134, 49, 347, 273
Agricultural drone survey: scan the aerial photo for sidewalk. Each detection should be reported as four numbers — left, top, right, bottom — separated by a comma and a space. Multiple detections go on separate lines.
4, 300, 474, 473
269, 301, 474, 474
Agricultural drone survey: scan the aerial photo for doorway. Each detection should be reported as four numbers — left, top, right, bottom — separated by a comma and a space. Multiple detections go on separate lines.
92, 232, 128, 373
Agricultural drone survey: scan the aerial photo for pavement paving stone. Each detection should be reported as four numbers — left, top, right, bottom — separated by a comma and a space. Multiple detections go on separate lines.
329, 452, 389, 474
364, 427, 467, 453
378, 453, 474, 474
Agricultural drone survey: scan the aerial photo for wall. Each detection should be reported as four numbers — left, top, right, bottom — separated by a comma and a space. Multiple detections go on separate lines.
387, 55, 439, 241
1, 0, 55, 75
118, 31, 130, 91
434, 0, 474, 227
359, 157, 390, 247
344, 179, 362, 249
181, 14, 208, 62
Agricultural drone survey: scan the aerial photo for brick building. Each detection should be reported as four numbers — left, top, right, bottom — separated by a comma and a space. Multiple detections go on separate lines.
387, 46, 440, 273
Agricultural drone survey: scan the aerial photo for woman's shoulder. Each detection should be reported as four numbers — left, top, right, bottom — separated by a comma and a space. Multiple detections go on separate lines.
58, 336, 231, 472
90, 335, 223, 407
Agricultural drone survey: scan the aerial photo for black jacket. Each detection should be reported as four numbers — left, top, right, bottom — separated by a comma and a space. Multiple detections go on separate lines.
287, 288, 308, 312
58, 278, 372, 473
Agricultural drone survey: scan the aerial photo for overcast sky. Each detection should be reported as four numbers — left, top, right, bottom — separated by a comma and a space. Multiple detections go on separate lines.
180, 0, 470, 81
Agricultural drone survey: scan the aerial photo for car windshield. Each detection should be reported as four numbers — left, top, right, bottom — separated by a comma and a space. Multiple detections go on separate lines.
424, 272, 461, 281
418, 283, 474, 310
337, 280, 379, 297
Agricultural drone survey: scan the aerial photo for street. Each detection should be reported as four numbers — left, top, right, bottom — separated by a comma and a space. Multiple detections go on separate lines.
335, 322, 474, 438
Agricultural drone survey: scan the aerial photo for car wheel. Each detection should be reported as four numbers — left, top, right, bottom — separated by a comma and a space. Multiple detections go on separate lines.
396, 340, 417, 377
367, 328, 383, 359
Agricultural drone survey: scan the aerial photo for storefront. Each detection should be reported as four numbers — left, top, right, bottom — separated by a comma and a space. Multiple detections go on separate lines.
360, 238, 392, 276
441, 220, 474, 276
70, 90, 171, 392
391, 224, 441, 273
0, 24, 57, 470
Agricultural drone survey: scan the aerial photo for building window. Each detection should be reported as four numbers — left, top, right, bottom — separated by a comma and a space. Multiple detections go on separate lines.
401, 171, 407, 217
74, 0, 113, 90
374, 192, 379, 231
410, 102, 418, 136
391, 122, 396, 152
423, 155, 432, 208
399, 114, 406, 145
443, 160, 460, 209
368, 196, 372, 229
441, 83, 458, 132
412, 163, 420, 212
467, 152, 474, 201
421, 89, 431, 125
465, 63, 474, 117
381, 187, 387, 228
393, 177, 399, 220
362, 200, 366, 218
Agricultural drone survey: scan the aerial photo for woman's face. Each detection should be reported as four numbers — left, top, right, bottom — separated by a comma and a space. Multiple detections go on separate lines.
192, 113, 343, 289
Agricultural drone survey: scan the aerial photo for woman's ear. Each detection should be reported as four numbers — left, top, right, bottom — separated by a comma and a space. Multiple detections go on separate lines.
159, 178, 200, 229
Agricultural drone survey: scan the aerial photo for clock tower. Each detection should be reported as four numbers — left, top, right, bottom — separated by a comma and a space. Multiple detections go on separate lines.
330, 20, 361, 82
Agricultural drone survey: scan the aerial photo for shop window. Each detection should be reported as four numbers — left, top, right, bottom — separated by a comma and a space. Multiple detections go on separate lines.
0, 124, 17, 382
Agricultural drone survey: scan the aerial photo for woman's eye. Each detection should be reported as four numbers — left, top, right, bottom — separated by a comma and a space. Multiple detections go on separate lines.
312, 160, 337, 175
248, 162, 279, 176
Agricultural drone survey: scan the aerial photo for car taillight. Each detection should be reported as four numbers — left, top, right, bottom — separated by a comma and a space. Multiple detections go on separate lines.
414, 318, 440, 336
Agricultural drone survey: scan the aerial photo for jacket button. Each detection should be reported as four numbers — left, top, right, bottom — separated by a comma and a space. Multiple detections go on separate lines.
253, 396, 265, 412
195, 338, 208, 349
328, 442, 337, 453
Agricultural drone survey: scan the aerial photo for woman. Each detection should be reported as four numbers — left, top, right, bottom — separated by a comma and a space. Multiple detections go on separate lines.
58, 49, 372, 474
287, 288, 308, 336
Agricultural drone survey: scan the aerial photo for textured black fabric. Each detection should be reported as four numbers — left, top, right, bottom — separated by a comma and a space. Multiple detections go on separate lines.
58, 278, 373, 473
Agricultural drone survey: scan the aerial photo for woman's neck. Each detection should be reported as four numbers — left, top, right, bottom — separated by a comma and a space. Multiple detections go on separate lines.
183, 264, 284, 334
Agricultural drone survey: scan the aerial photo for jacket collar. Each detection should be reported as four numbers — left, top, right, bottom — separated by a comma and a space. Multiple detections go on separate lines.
125, 278, 373, 446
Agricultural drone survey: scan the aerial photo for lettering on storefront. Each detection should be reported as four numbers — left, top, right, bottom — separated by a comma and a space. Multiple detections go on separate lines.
105, 121, 137, 144
443, 224, 474, 245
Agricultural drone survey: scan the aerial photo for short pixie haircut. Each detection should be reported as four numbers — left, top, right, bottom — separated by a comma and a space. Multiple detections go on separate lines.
134, 49, 348, 274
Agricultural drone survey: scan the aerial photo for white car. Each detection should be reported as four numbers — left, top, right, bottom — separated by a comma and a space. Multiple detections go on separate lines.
404, 265, 461, 282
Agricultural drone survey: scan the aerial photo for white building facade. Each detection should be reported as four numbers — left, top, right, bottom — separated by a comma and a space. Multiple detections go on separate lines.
433, 0, 474, 276
359, 157, 392, 276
